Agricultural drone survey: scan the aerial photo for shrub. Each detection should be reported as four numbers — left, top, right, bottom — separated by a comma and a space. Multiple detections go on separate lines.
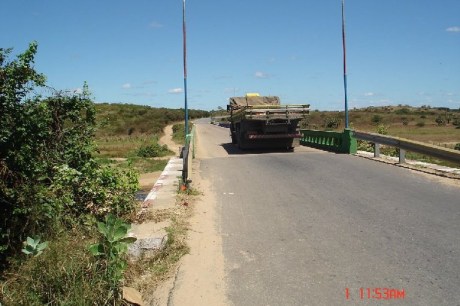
323, 117, 341, 129
435, 116, 446, 126
0, 42, 138, 267
371, 114, 383, 124
376, 124, 388, 135
416, 121, 425, 127
172, 123, 186, 143
136, 142, 172, 157
454, 143, 460, 151
395, 107, 410, 115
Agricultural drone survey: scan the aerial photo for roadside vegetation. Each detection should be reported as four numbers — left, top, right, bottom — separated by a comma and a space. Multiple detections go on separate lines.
94, 103, 208, 171
0, 42, 206, 305
303, 106, 460, 147
302, 106, 460, 166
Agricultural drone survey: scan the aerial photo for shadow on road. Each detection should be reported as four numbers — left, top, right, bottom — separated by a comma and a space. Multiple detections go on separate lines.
220, 143, 295, 155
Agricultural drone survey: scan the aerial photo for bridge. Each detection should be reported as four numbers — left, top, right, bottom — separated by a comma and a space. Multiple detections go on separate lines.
172, 118, 460, 305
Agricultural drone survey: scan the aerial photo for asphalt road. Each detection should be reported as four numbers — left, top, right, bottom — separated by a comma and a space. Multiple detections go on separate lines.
195, 120, 460, 306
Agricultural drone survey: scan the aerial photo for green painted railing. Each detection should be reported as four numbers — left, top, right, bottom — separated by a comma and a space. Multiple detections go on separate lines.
300, 128, 357, 154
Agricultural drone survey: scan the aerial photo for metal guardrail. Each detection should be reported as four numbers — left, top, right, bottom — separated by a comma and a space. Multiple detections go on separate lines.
353, 131, 460, 164
300, 129, 357, 154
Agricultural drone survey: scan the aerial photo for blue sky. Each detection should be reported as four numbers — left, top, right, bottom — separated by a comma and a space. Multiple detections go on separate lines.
1, 0, 459, 111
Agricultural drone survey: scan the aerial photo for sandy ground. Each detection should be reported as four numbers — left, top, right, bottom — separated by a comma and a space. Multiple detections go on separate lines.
138, 172, 162, 192
166, 160, 229, 306
160, 124, 182, 157
149, 123, 229, 306
138, 125, 182, 192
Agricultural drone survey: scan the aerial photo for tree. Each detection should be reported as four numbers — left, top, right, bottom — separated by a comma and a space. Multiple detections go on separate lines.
1, 43, 138, 265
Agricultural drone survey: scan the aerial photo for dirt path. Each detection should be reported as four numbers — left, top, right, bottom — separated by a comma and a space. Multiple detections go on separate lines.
159, 124, 182, 157
138, 124, 180, 194
161, 122, 229, 306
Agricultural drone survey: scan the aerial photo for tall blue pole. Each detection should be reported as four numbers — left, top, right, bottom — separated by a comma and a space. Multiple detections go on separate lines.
183, 0, 189, 139
342, 0, 349, 128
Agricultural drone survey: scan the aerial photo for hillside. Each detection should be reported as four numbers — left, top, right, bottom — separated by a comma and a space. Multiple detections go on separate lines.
94, 103, 208, 158
95, 103, 209, 137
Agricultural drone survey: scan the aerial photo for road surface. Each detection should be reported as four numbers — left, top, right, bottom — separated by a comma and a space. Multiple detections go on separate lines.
194, 119, 460, 306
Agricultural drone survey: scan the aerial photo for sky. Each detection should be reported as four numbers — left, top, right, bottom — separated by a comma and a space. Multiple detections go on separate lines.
1, 0, 459, 111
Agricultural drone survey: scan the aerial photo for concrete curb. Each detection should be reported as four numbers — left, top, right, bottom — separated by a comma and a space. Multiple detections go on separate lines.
142, 157, 183, 210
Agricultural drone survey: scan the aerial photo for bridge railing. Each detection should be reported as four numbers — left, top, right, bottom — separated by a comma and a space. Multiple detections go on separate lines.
353, 131, 460, 164
182, 125, 196, 184
300, 129, 357, 154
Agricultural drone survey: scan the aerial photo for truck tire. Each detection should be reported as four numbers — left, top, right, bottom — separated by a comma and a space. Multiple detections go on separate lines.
231, 131, 237, 144
237, 129, 245, 149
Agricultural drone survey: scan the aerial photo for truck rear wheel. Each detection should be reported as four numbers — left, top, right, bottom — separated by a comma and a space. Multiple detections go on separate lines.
231, 131, 237, 144
237, 129, 245, 149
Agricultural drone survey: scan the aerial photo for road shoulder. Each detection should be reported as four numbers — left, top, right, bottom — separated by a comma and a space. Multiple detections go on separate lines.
167, 159, 229, 305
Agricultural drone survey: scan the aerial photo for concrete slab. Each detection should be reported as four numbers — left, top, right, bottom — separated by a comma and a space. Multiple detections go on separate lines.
142, 157, 183, 210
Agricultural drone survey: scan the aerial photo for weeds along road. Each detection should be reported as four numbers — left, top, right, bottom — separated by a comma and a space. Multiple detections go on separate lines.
193, 118, 460, 306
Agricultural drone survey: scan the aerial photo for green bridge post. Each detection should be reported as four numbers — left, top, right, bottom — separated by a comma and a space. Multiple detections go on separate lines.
341, 128, 357, 154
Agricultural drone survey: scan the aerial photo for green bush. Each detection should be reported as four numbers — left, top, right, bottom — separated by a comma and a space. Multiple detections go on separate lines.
89, 214, 136, 295
136, 142, 172, 157
0, 42, 138, 268
416, 121, 426, 127
323, 117, 341, 129
376, 124, 388, 135
454, 143, 460, 151
435, 116, 446, 126
371, 114, 383, 124
395, 107, 410, 115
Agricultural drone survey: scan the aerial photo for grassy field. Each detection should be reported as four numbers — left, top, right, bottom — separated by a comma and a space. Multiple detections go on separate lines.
305, 105, 460, 148
93, 104, 208, 169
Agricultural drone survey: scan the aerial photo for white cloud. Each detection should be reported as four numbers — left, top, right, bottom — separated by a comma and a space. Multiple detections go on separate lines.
168, 88, 183, 94
255, 71, 270, 79
364, 92, 375, 97
122, 83, 131, 89
149, 21, 164, 29
446, 26, 460, 32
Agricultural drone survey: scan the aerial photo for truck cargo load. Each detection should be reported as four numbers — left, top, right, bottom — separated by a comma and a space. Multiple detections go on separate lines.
227, 94, 310, 150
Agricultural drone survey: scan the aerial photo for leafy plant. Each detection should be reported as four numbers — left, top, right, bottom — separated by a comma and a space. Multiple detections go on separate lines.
2, 231, 115, 305
376, 124, 388, 135
454, 143, 460, 151
89, 214, 136, 293
371, 114, 383, 124
21, 237, 49, 257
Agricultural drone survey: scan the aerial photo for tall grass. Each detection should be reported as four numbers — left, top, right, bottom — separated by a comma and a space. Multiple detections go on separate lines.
1, 230, 117, 305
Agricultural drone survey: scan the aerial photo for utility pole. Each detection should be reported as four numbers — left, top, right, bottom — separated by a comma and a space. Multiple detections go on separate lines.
342, 0, 349, 128
182, 0, 189, 138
